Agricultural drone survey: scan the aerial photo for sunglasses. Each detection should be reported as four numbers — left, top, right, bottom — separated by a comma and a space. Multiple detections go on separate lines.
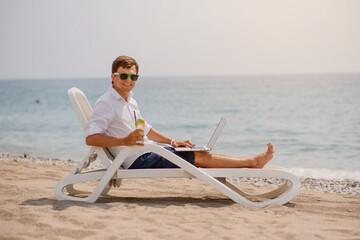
113, 72, 139, 81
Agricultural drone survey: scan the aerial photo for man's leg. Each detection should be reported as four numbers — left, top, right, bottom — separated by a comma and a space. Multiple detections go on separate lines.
193, 142, 274, 168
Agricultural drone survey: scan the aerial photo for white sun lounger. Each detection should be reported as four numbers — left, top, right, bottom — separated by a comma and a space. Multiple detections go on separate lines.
54, 87, 300, 208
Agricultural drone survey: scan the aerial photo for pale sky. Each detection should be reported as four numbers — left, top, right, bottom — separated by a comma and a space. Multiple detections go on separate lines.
0, 0, 359, 79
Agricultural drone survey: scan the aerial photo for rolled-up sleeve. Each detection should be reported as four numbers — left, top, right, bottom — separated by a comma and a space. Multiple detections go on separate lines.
86, 100, 114, 137
138, 110, 152, 135
144, 121, 152, 135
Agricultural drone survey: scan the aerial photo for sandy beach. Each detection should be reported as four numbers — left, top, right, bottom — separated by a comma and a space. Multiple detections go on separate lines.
0, 155, 359, 240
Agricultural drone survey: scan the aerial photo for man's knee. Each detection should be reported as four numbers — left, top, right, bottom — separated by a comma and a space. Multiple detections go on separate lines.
194, 151, 212, 167
194, 151, 211, 159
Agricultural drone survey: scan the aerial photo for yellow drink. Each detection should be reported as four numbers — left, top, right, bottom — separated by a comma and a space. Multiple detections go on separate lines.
135, 119, 145, 143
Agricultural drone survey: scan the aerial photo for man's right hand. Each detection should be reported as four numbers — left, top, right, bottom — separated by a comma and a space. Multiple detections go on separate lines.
124, 129, 145, 146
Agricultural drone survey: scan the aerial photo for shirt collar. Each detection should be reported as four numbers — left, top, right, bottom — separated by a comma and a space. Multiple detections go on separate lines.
108, 85, 134, 101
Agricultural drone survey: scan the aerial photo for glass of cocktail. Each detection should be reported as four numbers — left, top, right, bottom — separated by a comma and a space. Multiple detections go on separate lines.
135, 118, 145, 143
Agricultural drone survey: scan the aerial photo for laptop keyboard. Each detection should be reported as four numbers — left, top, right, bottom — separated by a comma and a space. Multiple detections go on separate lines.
191, 145, 207, 150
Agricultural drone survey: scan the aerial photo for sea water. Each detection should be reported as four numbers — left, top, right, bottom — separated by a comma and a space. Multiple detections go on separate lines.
0, 74, 359, 180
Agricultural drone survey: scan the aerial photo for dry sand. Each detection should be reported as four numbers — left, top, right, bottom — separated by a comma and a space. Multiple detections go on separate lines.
0, 160, 359, 240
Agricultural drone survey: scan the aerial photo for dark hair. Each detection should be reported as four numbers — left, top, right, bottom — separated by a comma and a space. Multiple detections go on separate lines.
112, 56, 139, 74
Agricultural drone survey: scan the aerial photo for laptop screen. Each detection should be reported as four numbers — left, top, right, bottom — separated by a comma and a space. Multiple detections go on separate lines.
207, 118, 227, 149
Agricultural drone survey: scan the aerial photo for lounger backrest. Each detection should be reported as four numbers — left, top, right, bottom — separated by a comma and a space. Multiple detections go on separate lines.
68, 87, 114, 167
68, 88, 93, 132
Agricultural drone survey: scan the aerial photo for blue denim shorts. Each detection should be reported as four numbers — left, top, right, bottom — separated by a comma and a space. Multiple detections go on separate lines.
129, 147, 195, 169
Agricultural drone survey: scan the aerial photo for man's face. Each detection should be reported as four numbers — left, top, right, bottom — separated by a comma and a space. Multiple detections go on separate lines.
112, 65, 137, 93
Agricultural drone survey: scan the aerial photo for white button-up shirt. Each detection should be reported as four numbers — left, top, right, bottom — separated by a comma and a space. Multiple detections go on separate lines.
86, 86, 152, 169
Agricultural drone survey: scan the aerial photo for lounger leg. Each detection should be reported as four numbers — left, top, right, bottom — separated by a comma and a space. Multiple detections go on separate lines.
100, 181, 112, 196
255, 181, 292, 199
99, 178, 122, 196
70, 148, 97, 175
216, 178, 251, 198
216, 178, 292, 200
55, 170, 107, 201
58, 178, 112, 198
65, 184, 92, 195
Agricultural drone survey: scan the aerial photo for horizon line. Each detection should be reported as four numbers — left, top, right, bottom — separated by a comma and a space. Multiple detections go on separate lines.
1, 71, 360, 81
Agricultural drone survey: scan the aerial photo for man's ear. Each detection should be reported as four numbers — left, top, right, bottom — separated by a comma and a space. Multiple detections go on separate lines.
111, 74, 115, 84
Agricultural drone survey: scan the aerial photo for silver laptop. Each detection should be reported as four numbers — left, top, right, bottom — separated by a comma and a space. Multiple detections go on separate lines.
175, 118, 227, 152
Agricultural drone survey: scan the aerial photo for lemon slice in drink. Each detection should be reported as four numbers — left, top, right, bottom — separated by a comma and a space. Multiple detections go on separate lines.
135, 119, 145, 129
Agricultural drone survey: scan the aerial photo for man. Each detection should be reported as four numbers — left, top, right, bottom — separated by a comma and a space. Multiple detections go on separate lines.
86, 55, 274, 169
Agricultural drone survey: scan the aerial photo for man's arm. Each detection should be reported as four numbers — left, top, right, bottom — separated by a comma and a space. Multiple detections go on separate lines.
146, 128, 172, 144
147, 128, 194, 148
86, 129, 144, 147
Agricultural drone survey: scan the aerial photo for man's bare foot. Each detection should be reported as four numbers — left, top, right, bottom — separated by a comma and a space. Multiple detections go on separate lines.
252, 142, 274, 168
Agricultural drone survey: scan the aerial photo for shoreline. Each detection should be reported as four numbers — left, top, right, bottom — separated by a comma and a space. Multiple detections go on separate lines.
1, 152, 359, 196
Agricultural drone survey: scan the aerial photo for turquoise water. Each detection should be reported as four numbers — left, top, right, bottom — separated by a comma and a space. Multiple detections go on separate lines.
0, 74, 359, 179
